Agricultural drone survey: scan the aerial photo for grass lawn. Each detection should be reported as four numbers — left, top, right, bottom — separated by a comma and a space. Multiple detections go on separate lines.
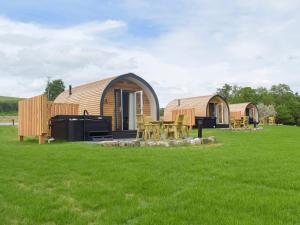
0, 126, 300, 225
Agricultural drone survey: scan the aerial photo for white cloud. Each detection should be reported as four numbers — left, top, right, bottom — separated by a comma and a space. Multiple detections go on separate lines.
1, 0, 300, 107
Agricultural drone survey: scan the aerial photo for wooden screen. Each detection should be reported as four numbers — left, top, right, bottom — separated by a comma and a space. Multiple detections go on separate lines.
18, 94, 79, 144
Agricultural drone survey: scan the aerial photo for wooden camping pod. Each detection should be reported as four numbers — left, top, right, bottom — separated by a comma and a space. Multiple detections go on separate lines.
54, 73, 160, 131
229, 102, 259, 122
164, 95, 230, 126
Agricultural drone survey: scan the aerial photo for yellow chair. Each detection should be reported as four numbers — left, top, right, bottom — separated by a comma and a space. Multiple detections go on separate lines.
262, 117, 268, 125
164, 114, 185, 139
268, 117, 275, 125
241, 116, 249, 128
136, 114, 146, 139
143, 116, 153, 140
182, 115, 190, 137
230, 119, 235, 128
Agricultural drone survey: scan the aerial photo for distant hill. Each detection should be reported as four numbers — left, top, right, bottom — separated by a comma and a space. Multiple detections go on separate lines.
0, 96, 23, 116
0, 96, 22, 103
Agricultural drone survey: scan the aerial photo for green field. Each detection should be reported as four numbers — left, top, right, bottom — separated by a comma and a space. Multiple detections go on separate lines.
0, 126, 300, 225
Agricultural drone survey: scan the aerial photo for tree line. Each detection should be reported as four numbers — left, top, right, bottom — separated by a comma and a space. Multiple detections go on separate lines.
216, 84, 300, 125
0, 102, 18, 115
2, 79, 300, 126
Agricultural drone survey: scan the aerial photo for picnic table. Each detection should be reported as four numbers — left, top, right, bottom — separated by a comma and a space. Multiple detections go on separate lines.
145, 121, 162, 140
137, 114, 188, 140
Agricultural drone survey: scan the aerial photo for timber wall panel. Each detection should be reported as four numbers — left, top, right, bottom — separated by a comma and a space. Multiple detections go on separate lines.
230, 111, 242, 120
18, 94, 48, 137
171, 108, 195, 127
48, 103, 79, 118
18, 95, 79, 143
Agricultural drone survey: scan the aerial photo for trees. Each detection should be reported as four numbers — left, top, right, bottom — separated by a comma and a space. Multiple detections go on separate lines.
216, 84, 258, 103
216, 83, 300, 125
0, 97, 20, 115
45, 79, 65, 101
231, 87, 258, 104
216, 84, 232, 101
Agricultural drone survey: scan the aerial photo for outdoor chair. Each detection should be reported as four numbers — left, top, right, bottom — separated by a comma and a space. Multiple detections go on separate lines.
144, 116, 154, 140
241, 116, 249, 128
230, 119, 235, 128
182, 115, 190, 137
231, 118, 241, 128
163, 114, 185, 139
136, 114, 146, 139
268, 117, 275, 125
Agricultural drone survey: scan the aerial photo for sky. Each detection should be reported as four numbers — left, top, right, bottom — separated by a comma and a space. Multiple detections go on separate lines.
0, 0, 299, 106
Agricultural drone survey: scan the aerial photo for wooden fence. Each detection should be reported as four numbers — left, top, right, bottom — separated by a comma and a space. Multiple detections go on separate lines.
18, 94, 79, 144
172, 108, 195, 127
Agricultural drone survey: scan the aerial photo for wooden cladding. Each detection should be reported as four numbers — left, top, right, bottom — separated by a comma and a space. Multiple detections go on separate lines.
18, 94, 48, 138
229, 103, 259, 122
54, 74, 159, 131
18, 94, 79, 144
165, 95, 230, 125
171, 108, 196, 127
230, 111, 242, 120
48, 102, 79, 118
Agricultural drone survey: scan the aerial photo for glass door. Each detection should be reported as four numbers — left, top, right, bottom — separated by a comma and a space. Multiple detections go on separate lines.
135, 91, 143, 115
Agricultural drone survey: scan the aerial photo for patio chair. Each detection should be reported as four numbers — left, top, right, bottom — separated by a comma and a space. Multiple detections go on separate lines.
143, 116, 154, 140
136, 114, 146, 139
268, 117, 275, 125
182, 115, 190, 137
241, 116, 249, 128
230, 119, 235, 128
231, 119, 241, 128
164, 114, 185, 139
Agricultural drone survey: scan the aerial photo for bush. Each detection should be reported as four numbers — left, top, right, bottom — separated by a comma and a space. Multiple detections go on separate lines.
276, 105, 295, 125
296, 118, 300, 126
257, 103, 277, 121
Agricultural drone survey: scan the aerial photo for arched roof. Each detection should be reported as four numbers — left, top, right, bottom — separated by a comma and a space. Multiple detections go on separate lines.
229, 102, 257, 114
164, 95, 229, 120
55, 73, 159, 118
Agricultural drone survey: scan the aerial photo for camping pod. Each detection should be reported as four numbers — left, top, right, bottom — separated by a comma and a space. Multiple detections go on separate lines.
164, 95, 230, 128
55, 73, 159, 132
229, 102, 259, 124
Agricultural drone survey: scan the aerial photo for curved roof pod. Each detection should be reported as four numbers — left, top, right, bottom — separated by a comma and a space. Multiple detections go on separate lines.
55, 73, 160, 121
164, 95, 230, 124
229, 102, 259, 121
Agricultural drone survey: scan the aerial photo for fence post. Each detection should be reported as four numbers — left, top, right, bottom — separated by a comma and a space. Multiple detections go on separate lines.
39, 134, 46, 144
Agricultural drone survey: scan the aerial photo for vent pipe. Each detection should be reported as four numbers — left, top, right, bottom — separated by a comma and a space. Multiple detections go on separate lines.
69, 85, 72, 96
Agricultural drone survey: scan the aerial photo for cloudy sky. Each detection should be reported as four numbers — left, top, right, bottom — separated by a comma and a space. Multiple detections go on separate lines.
0, 0, 299, 106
